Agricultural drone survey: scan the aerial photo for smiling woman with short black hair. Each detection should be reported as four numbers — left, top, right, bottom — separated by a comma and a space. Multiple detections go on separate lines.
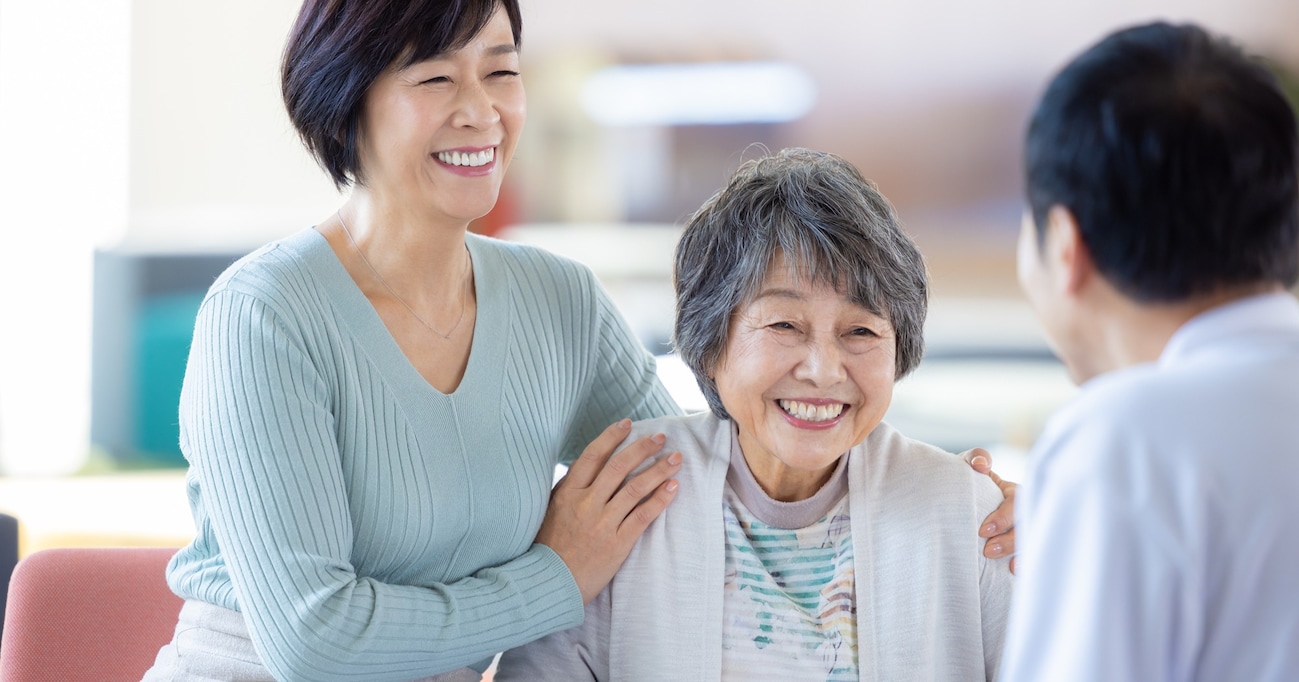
140, 1, 687, 679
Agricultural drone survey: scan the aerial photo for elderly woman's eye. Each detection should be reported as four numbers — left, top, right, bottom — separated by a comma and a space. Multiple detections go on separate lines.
769, 321, 797, 331
849, 326, 877, 337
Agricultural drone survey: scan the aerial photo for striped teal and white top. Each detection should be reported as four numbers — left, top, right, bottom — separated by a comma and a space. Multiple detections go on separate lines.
722, 443, 857, 680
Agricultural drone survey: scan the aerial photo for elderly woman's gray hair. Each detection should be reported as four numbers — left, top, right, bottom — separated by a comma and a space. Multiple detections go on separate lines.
673, 147, 928, 420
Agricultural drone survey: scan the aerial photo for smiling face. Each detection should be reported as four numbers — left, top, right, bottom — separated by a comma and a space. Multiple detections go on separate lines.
356, 7, 524, 225
713, 258, 898, 501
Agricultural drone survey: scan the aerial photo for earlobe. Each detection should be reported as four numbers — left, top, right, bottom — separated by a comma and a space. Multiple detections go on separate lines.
1046, 205, 1092, 295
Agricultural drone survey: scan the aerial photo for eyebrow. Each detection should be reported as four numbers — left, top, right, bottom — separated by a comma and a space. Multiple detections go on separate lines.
752, 288, 805, 302
412, 43, 517, 68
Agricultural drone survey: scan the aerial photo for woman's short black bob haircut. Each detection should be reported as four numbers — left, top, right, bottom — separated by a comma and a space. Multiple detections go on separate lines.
281, 0, 522, 189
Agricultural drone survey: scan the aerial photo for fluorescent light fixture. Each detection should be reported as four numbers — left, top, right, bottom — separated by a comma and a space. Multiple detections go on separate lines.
580, 60, 817, 126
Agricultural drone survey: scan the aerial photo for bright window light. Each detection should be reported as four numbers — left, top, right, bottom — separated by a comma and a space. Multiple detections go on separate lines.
580, 61, 817, 126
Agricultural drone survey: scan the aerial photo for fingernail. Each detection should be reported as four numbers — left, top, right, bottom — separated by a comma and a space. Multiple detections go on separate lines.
972, 456, 989, 468
619, 418, 632, 429
666, 480, 679, 493
989, 543, 1003, 557
667, 452, 681, 466
651, 433, 666, 445
982, 523, 997, 536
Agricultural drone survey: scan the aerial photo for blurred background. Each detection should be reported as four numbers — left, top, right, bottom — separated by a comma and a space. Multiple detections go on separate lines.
0, 0, 1296, 552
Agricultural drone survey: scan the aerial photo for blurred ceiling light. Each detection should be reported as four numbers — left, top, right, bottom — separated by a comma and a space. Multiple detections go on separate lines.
580, 61, 817, 126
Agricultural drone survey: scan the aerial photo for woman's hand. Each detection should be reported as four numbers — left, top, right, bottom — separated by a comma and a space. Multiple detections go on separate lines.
963, 447, 1018, 574
535, 419, 682, 604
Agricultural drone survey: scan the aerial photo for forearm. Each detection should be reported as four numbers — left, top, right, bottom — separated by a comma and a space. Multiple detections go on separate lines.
496, 581, 611, 681
225, 542, 583, 681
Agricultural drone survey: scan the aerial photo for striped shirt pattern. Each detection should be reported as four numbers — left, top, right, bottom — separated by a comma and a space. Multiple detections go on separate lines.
722, 489, 858, 680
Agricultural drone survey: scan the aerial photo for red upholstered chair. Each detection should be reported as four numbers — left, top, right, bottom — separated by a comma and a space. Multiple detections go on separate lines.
0, 547, 183, 682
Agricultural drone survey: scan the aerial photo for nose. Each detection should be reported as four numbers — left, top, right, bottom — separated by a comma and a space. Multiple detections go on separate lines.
793, 333, 848, 387
451, 79, 500, 130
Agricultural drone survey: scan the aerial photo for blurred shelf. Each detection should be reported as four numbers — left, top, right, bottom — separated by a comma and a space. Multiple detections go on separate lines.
0, 472, 193, 557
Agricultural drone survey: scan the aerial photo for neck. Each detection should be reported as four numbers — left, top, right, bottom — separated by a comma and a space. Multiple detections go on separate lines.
737, 437, 838, 503
337, 190, 473, 301
1070, 281, 1282, 381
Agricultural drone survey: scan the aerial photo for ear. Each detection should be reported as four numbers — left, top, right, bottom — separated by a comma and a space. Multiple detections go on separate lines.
1044, 205, 1094, 296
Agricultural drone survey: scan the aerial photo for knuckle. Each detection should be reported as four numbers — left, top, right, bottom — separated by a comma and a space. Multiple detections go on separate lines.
631, 504, 656, 527
604, 452, 634, 478
620, 479, 646, 501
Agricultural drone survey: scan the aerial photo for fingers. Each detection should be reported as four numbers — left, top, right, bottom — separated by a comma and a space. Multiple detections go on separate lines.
562, 419, 633, 488
961, 447, 993, 475
587, 432, 669, 502
979, 487, 1017, 538
984, 528, 1016, 560
621, 476, 680, 538
534, 423, 682, 604
980, 477, 1018, 575
610, 451, 682, 523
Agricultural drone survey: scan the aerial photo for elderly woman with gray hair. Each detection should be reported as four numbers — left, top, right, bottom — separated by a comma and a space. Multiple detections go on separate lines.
496, 147, 1013, 681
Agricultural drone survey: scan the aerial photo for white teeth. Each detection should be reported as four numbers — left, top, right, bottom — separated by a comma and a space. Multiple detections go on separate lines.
778, 400, 845, 423
437, 148, 495, 167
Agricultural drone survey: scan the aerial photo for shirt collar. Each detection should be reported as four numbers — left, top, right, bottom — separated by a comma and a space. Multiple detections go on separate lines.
1159, 292, 1299, 367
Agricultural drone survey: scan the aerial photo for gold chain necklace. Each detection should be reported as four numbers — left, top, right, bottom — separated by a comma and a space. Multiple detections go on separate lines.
337, 210, 470, 340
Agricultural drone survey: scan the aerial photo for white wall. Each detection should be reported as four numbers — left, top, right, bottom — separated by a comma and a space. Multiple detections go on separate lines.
127, 0, 340, 252
0, 0, 130, 474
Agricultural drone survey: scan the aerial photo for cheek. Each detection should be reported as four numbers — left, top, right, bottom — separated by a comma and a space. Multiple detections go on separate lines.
714, 333, 782, 406
852, 351, 897, 404
501, 87, 527, 130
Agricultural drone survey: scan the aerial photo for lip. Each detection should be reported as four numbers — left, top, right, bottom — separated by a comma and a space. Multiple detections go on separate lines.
776, 398, 849, 431
432, 145, 498, 177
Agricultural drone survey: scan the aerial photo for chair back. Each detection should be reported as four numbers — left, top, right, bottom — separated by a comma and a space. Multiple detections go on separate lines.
0, 547, 183, 682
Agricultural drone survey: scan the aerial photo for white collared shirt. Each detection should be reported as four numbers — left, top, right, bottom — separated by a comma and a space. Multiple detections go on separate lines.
1001, 292, 1299, 681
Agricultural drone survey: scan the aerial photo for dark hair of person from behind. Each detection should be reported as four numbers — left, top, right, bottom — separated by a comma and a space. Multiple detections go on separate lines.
1025, 21, 1299, 302
281, 0, 523, 189
672, 147, 929, 420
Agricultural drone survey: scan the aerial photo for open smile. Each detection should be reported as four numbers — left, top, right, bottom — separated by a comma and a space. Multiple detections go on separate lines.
778, 399, 848, 428
435, 147, 496, 168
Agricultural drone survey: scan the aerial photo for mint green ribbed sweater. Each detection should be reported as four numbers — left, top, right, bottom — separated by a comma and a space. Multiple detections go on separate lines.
164, 227, 680, 681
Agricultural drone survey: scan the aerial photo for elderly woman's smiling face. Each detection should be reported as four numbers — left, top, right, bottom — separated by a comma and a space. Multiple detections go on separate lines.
713, 255, 898, 502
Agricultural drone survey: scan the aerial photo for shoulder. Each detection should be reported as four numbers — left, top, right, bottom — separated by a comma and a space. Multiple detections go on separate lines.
858, 422, 1001, 515
189, 228, 350, 351
469, 234, 611, 334
863, 422, 975, 482
1032, 364, 1176, 476
469, 233, 598, 291
204, 228, 328, 309
631, 412, 730, 474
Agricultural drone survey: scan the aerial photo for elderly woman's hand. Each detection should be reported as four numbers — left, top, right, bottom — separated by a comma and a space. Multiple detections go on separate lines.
962, 448, 1018, 574
535, 419, 682, 604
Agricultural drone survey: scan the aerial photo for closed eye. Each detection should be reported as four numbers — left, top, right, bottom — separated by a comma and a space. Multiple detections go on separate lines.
490, 70, 521, 78
421, 76, 451, 85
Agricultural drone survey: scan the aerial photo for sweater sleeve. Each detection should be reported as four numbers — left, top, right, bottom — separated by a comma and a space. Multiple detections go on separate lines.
494, 582, 612, 681
179, 290, 583, 682
557, 268, 682, 465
